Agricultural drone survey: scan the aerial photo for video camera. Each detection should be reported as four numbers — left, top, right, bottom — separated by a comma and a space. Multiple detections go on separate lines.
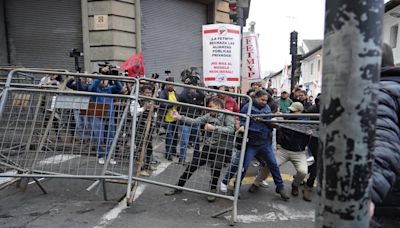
180, 67, 200, 86
98, 62, 119, 76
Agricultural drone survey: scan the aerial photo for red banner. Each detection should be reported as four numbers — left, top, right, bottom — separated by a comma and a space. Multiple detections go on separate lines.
120, 52, 145, 77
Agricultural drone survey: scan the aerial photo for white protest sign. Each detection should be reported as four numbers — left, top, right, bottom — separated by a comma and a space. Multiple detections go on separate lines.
202, 24, 241, 87
242, 32, 261, 82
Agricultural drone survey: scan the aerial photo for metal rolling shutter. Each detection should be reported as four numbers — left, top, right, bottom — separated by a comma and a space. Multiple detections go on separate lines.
141, 0, 206, 80
5, 0, 83, 71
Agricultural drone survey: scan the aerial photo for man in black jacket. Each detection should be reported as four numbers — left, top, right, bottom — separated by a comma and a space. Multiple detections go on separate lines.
178, 87, 205, 163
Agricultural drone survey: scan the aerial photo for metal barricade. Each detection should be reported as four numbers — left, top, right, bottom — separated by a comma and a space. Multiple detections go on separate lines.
0, 69, 140, 202
124, 78, 252, 224
254, 113, 320, 137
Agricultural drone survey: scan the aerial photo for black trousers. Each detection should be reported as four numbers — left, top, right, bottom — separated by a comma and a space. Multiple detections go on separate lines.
177, 145, 226, 190
306, 137, 318, 187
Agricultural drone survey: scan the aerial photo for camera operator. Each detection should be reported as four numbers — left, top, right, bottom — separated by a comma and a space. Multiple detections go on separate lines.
87, 63, 123, 165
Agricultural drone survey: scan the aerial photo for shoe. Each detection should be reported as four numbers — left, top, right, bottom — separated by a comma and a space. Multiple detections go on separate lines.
276, 187, 290, 201
139, 170, 150, 177
303, 186, 313, 202
252, 161, 260, 167
179, 159, 189, 165
260, 180, 269, 188
149, 165, 157, 171
207, 189, 217, 202
150, 160, 160, 165
98, 158, 105, 165
167, 156, 173, 161
110, 159, 117, 165
164, 188, 182, 196
291, 184, 299, 197
220, 181, 228, 193
248, 184, 259, 193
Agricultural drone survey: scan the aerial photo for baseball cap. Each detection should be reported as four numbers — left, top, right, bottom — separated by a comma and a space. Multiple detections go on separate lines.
288, 102, 304, 112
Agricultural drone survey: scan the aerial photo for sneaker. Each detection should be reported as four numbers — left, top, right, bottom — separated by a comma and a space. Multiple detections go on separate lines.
207, 189, 217, 202
149, 165, 158, 171
110, 159, 117, 165
248, 184, 259, 193
260, 180, 269, 188
164, 188, 182, 196
291, 184, 299, 196
276, 187, 290, 201
252, 161, 260, 167
139, 170, 150, 177
220, 182, 228, 193
98, 158, 105, 165
303, 186, 313, 202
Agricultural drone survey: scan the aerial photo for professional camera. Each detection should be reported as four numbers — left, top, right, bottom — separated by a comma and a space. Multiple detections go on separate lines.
180, 67, 200, 86
98, 62, 119, 76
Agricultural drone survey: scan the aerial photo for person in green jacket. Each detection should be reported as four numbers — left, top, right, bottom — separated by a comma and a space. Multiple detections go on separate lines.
279, 91, 292, 113
164, 98, 235, 202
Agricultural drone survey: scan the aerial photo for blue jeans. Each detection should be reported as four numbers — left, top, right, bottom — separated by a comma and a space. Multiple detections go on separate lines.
88, 116, 116, 158
165, 121, 178, 158
73, 109, 89, 140
179, 125, 200, 161
223, 143, 284, 190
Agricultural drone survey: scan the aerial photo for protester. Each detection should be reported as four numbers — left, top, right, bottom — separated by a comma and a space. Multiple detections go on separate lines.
217, 85, 240, 113
249, 102, 310, 199
132, 84, 157, 176
298, 90, 312, 110
159, 77, 180, 161
279, 91, 292, 113
290, 87, 302, 102
302, 94, 321, 201
164, 98, 235, 202
88, 79, 122, 165
221, 90, 290, 201
178, 87, 205, 163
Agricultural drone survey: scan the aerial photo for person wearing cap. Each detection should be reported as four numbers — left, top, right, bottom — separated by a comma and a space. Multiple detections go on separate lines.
159, 76, 180, 161
249, 102, 312, 199
279, 91, 292, 113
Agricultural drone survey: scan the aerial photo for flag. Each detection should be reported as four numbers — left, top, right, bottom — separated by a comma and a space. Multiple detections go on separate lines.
120, 52, 145, 77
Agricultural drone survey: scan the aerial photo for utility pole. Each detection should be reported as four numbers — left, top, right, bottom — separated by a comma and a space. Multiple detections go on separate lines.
290, 31, 298, 92
316, 0, 384, 227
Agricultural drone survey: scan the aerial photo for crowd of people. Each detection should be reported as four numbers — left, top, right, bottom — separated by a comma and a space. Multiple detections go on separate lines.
39, 69, 320, 203
37, 48, 399, 223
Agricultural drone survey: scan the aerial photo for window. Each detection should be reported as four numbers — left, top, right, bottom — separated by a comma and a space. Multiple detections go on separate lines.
318, 60, 321, 72
310, 63, 314, 75
390, 24, 398, 48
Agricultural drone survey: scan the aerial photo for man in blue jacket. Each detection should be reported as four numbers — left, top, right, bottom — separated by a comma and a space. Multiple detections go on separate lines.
221, 90, 289, 200
88, 79, 122, 165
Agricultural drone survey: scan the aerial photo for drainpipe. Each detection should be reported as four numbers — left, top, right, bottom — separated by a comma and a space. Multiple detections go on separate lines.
135, 0, 142, 53
315, 0, 384, 227
81, 0, 91, 72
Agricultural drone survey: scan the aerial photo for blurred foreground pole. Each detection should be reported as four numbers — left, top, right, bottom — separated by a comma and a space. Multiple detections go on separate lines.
316, 0, 384, 227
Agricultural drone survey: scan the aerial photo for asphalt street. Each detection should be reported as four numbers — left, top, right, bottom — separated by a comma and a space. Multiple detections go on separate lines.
0, 156, 316, 228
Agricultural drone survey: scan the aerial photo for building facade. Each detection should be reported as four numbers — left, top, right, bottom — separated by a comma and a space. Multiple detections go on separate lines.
0, 0, 249, 79
383, 0, 400, 65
